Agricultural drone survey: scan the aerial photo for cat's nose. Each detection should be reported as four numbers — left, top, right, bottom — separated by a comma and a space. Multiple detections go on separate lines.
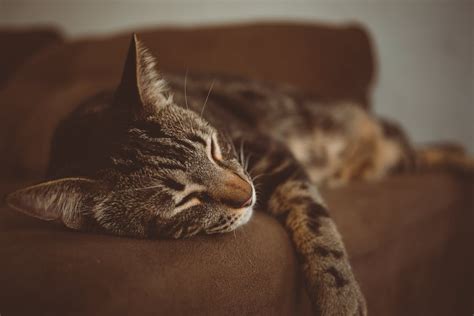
242, 196, 253, 208
213, 172, 253, 209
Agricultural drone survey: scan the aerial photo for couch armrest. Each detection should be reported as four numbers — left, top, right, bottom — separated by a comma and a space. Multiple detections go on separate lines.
323, 172, 474, 315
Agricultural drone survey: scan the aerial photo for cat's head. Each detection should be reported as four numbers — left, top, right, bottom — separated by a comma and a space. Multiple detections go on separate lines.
6, 34, 256, 238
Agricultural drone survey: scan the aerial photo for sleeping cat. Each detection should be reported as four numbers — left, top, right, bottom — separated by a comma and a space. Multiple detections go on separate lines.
7, 35, 473, 315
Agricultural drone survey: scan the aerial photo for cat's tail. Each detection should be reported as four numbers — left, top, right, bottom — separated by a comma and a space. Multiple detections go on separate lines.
415, 143, 474, 174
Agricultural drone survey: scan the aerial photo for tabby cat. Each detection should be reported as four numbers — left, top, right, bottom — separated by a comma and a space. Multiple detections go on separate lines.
7, 35, 472, 315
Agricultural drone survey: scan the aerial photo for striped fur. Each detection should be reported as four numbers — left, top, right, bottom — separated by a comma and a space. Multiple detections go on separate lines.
16, 34, 474, 315
239, 136, 366, 315
9, 34, 472, 315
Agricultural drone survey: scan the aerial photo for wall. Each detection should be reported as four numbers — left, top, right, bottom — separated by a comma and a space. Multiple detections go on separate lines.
1, 0, 472, 152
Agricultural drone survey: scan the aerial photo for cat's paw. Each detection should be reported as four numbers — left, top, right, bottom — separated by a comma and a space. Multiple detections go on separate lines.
307, 263, 367, 316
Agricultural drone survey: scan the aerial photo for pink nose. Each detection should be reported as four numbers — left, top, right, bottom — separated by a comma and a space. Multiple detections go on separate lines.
242, 196, 253, 208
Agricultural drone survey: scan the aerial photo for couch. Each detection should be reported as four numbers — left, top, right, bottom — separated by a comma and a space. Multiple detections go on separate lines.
0, 23, 472, 315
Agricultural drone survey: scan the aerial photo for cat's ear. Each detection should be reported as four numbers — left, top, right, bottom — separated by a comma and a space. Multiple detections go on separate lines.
6, 178, 98, 230
115, 33, 169, 116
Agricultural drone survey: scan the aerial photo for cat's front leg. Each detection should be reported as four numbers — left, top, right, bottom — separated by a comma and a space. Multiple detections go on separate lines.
269, 179, 367, 315
247, 139, 367, 315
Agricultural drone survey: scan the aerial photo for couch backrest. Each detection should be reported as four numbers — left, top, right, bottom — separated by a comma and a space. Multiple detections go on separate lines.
0, 22, 375, 179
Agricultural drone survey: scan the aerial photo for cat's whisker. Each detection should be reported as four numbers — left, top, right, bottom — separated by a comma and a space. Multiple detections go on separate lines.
201, 79, 215, 118
240, 225, 250, 241
239, 140, 246, 166
244, 153, 252, 172
117, 184, 162, 193
225, 132, 238, 157
251, 173, 266, 182
184, 69, 189, 110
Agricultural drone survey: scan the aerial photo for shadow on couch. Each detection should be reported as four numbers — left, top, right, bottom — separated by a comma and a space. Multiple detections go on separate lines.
0, 23, 472, 315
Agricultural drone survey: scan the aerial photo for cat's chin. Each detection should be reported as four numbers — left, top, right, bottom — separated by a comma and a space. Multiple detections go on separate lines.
205, 206, 254, 235
227, 207, 254, 232
234, 206, 253, 228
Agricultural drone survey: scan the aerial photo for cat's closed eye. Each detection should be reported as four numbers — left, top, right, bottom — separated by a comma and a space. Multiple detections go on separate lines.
176, 191, 213, 207
207, 134, 223, 163
175, 191, 201, 207
210, 134, 223, 161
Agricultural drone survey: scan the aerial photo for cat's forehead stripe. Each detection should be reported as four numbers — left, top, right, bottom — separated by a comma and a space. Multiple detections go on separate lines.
187, 134, 207, 147
161, 178, 185, 191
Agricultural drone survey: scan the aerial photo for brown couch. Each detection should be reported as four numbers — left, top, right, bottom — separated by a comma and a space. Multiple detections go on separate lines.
0, 24, 472, 315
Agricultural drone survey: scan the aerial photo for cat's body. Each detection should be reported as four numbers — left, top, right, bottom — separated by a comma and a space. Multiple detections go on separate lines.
49, 72, 414, 188
8, 35, 473, 315
168, 73, 416, 186
45, 75, 370, 315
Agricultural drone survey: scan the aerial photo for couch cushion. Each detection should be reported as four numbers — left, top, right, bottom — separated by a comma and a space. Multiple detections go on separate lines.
1, 172, 472, 315
0, 188, 310, 315
324, 172, 474, 316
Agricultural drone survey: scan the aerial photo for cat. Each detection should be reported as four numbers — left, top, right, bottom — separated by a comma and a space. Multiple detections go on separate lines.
6, 34, 473, 315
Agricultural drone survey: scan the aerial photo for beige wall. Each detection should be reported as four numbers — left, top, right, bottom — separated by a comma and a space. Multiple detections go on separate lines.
1, 0, 473, 152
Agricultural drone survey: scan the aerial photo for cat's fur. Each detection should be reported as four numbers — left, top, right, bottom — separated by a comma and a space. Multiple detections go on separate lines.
7, 35, 473, 315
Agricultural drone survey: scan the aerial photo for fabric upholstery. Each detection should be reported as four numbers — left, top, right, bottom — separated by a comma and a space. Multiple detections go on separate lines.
0, 24, 472, 315
0, 22, 374, 179
1, 172, 472, 315
323, 172, 474, 315
0, 28, 63, 87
